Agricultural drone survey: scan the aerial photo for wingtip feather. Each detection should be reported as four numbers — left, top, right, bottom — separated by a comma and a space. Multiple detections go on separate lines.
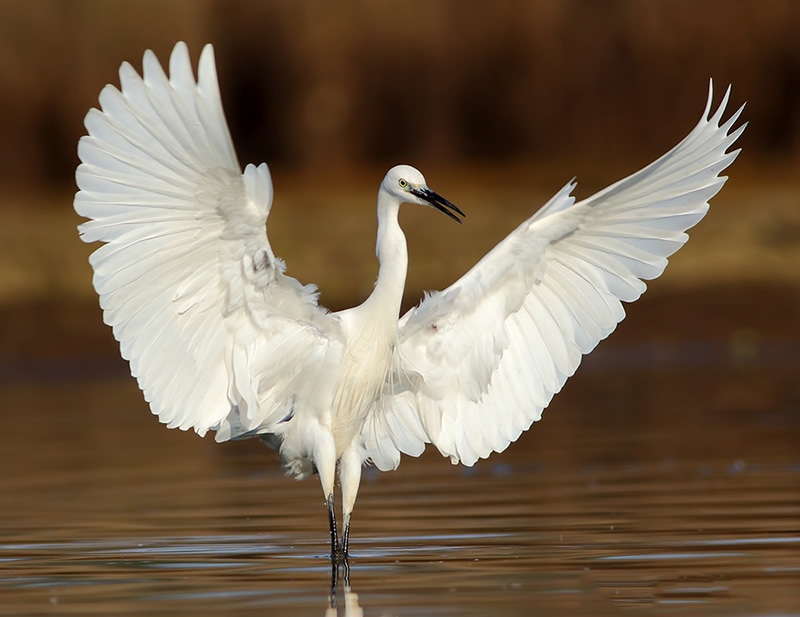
168, 41, 194, 86
709, 84, 732, 127
702, 78, 715, 120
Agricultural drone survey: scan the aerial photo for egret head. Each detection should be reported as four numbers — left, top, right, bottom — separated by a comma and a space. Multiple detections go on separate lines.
382, 165, 465, 223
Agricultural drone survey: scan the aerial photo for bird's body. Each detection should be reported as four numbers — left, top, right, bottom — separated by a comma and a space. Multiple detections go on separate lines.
75, 42, 745, 562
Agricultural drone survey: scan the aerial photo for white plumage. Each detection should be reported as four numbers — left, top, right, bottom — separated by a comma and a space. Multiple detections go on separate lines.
75, 42, 745, 561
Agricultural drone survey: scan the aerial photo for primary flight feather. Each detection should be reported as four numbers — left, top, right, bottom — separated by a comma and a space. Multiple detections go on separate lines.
74, 41, 745, 562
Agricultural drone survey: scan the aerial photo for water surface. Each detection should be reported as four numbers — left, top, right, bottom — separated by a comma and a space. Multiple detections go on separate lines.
1, 332, 798, 616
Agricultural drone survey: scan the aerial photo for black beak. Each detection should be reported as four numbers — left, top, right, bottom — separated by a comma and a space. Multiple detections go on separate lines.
412, 187, 465, 224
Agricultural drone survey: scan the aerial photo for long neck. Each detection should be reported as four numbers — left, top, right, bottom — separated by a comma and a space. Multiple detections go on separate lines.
363, 189, 408, 322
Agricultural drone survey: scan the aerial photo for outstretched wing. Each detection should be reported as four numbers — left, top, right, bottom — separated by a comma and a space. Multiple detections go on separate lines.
360, 83, 745, 470
75, 42, 339, 440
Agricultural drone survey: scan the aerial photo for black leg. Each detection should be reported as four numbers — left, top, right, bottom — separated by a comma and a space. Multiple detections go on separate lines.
330, 556, 339, 601
341, 517, 351, 559
327, 491, 349, 589
341, 553, 350, 587
327, 493, 339, 560
340, 518, 351, 582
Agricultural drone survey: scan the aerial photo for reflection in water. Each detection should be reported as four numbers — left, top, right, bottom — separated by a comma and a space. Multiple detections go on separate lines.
1, 335, 799, 615
326, 586, 363, 617
328, 559, 351, 611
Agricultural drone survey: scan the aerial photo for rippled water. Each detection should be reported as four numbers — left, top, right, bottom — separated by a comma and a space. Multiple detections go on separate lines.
2, 337, 799, 616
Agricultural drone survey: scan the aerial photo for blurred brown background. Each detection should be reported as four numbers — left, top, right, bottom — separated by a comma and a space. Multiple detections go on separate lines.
1, 8, 798, 612
0, 0, 798, 369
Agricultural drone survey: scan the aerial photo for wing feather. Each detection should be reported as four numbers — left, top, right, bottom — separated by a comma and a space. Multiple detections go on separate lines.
75, 42, 339, 439
360, 82, 745, 469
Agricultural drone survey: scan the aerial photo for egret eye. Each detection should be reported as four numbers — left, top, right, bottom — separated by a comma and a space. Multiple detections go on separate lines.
398, 178, 409, 189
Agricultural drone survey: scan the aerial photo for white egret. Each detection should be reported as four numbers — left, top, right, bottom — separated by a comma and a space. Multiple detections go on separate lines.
74, 42, 745, 562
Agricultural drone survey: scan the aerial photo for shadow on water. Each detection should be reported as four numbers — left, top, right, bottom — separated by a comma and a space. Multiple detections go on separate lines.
1, 292, 799, 616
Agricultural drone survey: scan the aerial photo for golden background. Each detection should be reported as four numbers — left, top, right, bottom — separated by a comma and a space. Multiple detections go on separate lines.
1, 0, 798, 364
